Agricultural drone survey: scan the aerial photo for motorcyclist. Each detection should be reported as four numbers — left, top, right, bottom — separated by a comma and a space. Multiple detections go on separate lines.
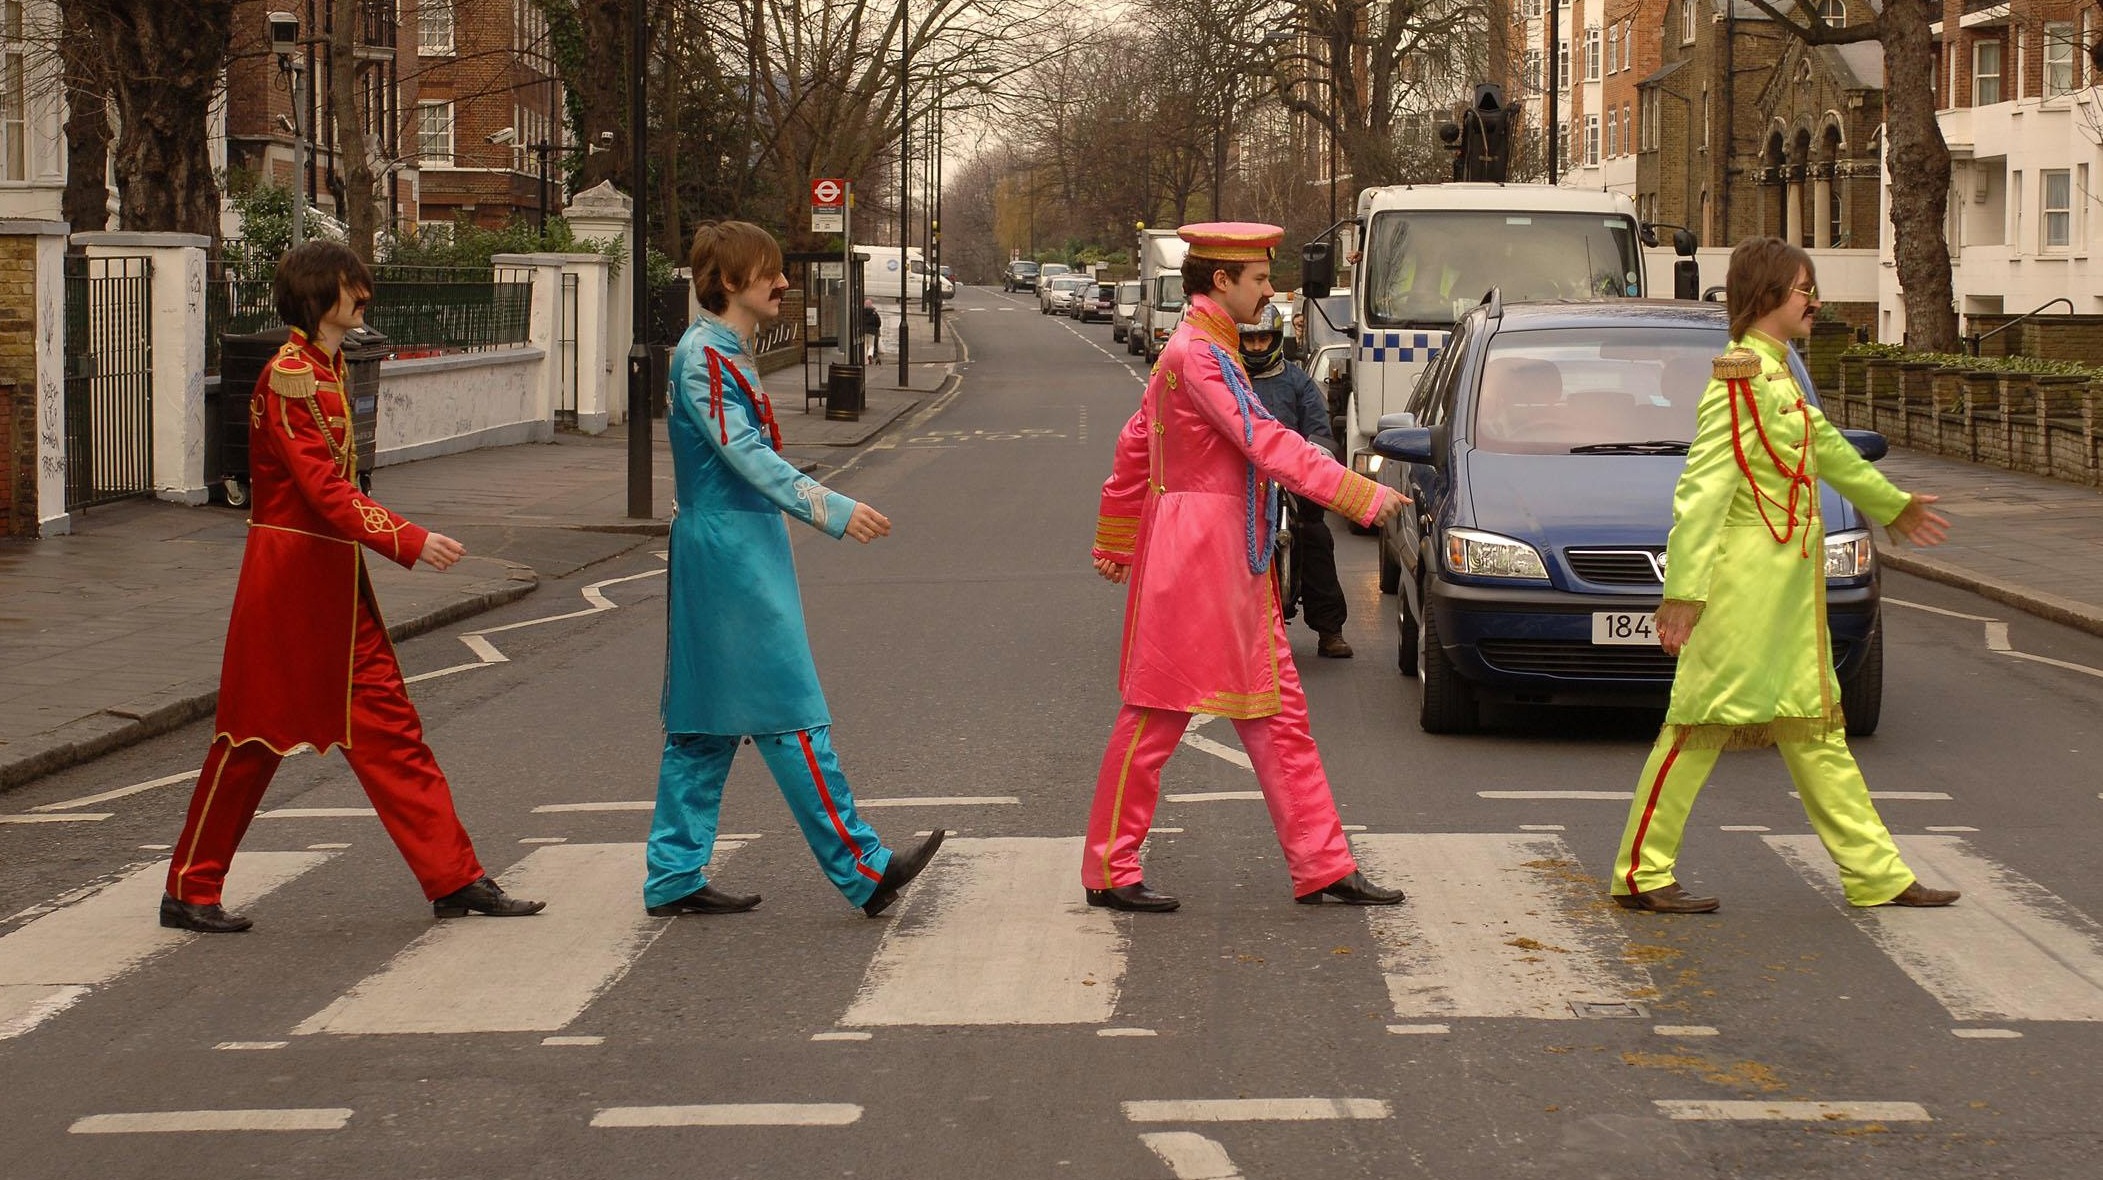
1241, 304, 1353, 659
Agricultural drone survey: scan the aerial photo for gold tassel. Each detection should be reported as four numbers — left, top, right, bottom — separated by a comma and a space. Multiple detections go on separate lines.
1665, 710, 1846, 751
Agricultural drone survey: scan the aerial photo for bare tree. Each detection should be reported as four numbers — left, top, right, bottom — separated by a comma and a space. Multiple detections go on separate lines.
58, 2, 112, 233
75, 0, 234, 236
1739, 0, 1955, 351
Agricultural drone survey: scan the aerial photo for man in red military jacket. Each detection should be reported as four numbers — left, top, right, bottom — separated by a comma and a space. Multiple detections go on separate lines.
160, 242, 543, 933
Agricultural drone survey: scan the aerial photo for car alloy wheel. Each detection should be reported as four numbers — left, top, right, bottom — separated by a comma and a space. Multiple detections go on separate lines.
1416, 587, 1478, 734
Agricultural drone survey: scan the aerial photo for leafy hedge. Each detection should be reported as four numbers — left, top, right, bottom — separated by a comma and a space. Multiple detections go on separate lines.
1842, 341, 2103, 379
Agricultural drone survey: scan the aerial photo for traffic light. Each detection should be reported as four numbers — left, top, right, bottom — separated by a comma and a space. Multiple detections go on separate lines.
1457, 83, 1514, 183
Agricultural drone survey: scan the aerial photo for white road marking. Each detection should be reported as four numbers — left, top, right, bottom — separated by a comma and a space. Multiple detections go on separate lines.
857, 796, 1019, 808
406, 566, 669, 685
1098, 1027, 1157, 1037
811, 1031, 872, 1042
541, 1035, 605, 1046
520, 836, 569, 844
1354, 833, 1656, 1021
255, 807, 376, 819
0, 852, 328, 1040
214, 1041, 288, 1050
1140, 1131, 1244, 1180
1655, 1100, 1930, 1122
1720, 825, 1772, 832
295, 842, 710, 1035
1926, 826, 1979, 833
1653, 1025, 1719, 1037
137, 844, 171, 850
0, 813, 112, 824
32, 770, 197, 812
1165, 791, 1265, 803
70, 1109, 353, 1134
1519, 824, 1566, 832
1887, 596, 2103, 680
305, 843, 351, 850
1477, 791, 1628, 801
532, 801, 652, 813
1952, 1028, 2022, 1039
1341, 825, 1367, 832
1123, 1098, 1391, 1122
1386, 1023, 1450, 1035
591, 1104, 862, 1128
1181, 731, 1252, 770
1767, 834, 2103, 1021
1790, 791, 1950, 801
1150, 827, 1186, 834
841, 837, 1123, 1026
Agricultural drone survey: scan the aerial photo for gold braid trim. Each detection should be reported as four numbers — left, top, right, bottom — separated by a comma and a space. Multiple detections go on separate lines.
1094, 514, 1141, 552
1663, 710, 1846, 751
1326, 472, 1380, 524
1711, 349, 1762, 380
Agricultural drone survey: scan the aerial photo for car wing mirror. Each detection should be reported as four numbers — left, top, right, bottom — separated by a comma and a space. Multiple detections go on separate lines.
1842, 429, 1888, 462
1372, 426, 1436, 466
1376, 411, 1418, 431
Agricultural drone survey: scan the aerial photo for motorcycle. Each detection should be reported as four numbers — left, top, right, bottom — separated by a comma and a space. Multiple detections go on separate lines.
1271, 487, 1302, 623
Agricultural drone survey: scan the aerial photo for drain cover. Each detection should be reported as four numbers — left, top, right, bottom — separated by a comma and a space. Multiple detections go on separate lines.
1570, 1000, 1650, 1019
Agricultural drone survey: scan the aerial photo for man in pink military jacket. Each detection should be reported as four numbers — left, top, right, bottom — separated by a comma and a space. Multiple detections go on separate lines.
1081, 222, 1409, 913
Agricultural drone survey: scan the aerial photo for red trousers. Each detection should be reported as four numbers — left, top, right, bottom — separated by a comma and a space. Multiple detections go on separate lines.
167, 600, 485, 905
1082, 650, 1357, 896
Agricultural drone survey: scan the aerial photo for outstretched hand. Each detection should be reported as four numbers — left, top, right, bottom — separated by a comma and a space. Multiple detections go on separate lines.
1888, 493, 1950, 547
419, 532, 466, 571
1094, 557, 1130, 585
1372, 490, 1411, 529
844, 502, 892, 544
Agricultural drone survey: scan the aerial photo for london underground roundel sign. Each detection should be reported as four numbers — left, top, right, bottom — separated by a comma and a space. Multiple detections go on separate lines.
811, 178, 845, 207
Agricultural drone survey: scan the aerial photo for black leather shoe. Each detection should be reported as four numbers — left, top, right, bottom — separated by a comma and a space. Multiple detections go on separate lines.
1612, 882, 1721, 914
432, 876, 547, 919
646, 883, 761, 916
862, 829, 946, 917
160, 894, 253, 933
1084, 882, 1181, 912
1296, 870, 1405, 905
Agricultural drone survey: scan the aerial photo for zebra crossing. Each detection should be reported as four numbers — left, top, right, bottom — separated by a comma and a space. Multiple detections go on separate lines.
3, 830, 2102, 1049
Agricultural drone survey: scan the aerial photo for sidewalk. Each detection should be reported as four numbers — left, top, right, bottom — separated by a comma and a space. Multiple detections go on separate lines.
0, 310, 965, 793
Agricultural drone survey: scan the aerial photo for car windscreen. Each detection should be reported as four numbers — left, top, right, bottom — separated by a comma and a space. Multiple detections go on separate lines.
1363, 211, 1644, 329
1041, 264, 1071, 277
1013, 262, 1039, 274
1118, 282, 1140, 300
1470, 326, 1728, 455
1151, 276, 1184, 310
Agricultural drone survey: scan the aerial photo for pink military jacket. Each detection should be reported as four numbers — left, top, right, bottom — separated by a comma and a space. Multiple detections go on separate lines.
1092, 294, 1391, 718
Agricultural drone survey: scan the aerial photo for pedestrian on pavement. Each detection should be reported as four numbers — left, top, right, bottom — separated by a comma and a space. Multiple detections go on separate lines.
860, 298, 884, 365
161, 241, 544, 933
1082, 222, 1410, 914
647, 220, 943, 919
1612, 236, 1960, 915
1238, 303, 1353, 659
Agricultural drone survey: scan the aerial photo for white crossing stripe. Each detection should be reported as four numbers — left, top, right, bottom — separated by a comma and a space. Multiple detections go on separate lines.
1098, 1027, 1157, 1037
532, 801, 652, 813
255, 808, 377, 819
1952, 1028, 2022, 1039
0, 813, 113, 824
857, 796, 1019, 808
1123, 1098, 1391, 1122
542, 1035, 604, 1046
1790, 791, 1951, 801
32, 770, 197, 812
1386, 1024, 1450, 1035
1653, 1025, 1719, 1037
1354, 834, 1656, 1021
70, 1108, 353, 1134
1180, 731, 1252, 770
1165, 791, 1264, 803
1766, 834, 2103, 1021
840, 837, 1123, 1026
591, 1103, 862, 1127
295, 842, 709, 1035
213, 1041, 288, 1051
1476, 791, 1627, 801
1655, 1100, 1930, 1122
1141, 1131, 1244, 1179
0, 852, 329, 1040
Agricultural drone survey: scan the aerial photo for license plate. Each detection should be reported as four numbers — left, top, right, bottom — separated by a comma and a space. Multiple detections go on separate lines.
1591, 611, 1659, 646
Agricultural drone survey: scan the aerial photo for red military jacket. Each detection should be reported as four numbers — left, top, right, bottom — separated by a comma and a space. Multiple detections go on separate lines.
214, 328, 427, 754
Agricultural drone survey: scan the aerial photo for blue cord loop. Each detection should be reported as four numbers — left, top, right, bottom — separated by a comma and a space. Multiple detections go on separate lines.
1209, 344, 1279, 576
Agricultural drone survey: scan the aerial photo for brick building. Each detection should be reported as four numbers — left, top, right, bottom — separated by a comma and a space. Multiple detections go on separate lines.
408, 0, 566, 230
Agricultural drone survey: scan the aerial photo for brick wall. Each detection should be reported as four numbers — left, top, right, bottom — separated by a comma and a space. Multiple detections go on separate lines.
0, 236, 40, 538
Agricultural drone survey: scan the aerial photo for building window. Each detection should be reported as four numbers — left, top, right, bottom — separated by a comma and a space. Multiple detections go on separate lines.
517, 0, 549, 57
1973, 39, 2001, 106
1621, 104, 1632, 158
0, 0, 24, 182
1681, 0, 1697, 44
1640, 91, 1657, 150
1606, 25, 1618, 75
417, 100, 454, 166
1525, 49, 1543, 94
1524, 0, 1542, 17
1585, 28, 1601, 80
1585, 114, 1600, 165
2042, 169, 2072, 250
419, 0, 455, 56
2045, 22, 2076, 97
1558, 40, 1570, 91
1606, 108, 1618, 157
1816, 0, 1845, 25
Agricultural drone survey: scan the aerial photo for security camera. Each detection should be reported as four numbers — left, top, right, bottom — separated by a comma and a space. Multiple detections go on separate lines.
267, 11, 299, 57
599, 131, 614, 144
276, 114, 296, 134
486, 126, 517, 145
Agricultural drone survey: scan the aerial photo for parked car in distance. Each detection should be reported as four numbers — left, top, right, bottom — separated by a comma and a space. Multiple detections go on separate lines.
1041, 273, 1091, 315
1370, 298, 1890, 736
1076, 281, 1116, 322
1112, 280, 1142, 342
1037, 262, 1073, 299
1004, 260, 1040, 292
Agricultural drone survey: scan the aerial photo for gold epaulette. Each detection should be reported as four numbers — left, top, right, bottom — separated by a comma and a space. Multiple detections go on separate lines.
268, 344, 318, 402
1711, 349, 1762, 381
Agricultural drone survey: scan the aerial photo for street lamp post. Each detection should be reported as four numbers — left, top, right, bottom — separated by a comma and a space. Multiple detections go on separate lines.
530, 140, 554, 233
897, 0, 910, 388
625, 0, 651, 519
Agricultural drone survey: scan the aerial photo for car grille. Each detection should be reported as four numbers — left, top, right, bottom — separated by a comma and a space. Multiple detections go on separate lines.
1477, 638, 1853, 681
1565, 549, 1663, 586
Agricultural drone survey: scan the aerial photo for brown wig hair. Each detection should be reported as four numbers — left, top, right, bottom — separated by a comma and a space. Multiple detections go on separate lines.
274, 241, 374, 337
690, 221, 784, 313
1725, 236, 1815, 342
1182, 254, 1252, 300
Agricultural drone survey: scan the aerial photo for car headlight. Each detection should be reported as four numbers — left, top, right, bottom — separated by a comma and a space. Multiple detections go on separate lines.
1825, 529, 1875, 579
1445, 527, 1549, 580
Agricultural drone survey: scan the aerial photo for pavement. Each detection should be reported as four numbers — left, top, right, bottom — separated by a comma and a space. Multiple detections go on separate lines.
0, 309, 963, 792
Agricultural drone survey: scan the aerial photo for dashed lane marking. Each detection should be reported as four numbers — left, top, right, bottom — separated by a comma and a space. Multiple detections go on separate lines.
256, 807, 377, 819
1653, 1025, 1719, 1037
1887, 596, 2103, 680
858, 796, 1019, 808
591, 1103, 862, 1128
32, 771, 196, 813
1952, 1028, 2022, 1039
0, 813, 113, 824
1141, 1131, 1244, 1180
1386, 1024, 1450, 1035
214, 1041, 288, 1051
70, 1109, 353, 1134
542, 1035, 605, 1046
1478, 791, 1627, 801
1123, 1098, 1392, 1122
407, 565, 670, 685
1165, 791, 1265, 803
1655, 1100, 1931, 1122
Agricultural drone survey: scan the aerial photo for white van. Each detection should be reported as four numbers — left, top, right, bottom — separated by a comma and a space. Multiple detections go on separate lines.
854, 245, 955, 305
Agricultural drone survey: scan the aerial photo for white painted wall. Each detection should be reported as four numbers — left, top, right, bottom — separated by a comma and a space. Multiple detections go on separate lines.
1642, 247, 1881, 303
73, 232, 212, 505
371, 349, 551, 467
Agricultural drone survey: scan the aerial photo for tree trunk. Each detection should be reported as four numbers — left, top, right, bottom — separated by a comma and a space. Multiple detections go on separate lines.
572, 0, 631, 192
1880, 0, 1958, 351
330, 0, 380, 260
59, 4, 111, 234
102, 0, 232, 237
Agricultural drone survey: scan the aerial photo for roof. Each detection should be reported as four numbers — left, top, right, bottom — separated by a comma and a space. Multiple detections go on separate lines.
1360, 183, 1638, 217
1488, 299, 1729, 332
1638, 59, 1689, 87
1818, 42, 1885, 89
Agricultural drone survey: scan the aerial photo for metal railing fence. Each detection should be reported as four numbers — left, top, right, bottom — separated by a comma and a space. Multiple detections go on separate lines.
204, 260, 533, 372
62, 254, 156, 510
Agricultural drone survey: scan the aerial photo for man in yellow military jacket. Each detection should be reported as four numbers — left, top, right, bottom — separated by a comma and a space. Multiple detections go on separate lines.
1611, 237, 1960, 914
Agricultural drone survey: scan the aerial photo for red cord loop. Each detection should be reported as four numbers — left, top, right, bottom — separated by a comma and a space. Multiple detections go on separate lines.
1725, 376, 1818, 557
704, 348, 783, 451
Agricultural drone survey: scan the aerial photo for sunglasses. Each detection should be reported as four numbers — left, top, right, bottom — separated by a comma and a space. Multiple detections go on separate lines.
1790, 284, 1819, 301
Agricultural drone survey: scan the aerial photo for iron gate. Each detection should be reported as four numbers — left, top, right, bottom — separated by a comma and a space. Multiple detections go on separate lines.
61, 254, 155, 510
557, 271, 579, 427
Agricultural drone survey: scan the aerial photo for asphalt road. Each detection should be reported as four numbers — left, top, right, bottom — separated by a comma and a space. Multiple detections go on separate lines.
3, 285, 2102, 1178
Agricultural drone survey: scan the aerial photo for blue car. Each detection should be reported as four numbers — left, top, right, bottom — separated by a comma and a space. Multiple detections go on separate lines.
1370, 298, 1889, 734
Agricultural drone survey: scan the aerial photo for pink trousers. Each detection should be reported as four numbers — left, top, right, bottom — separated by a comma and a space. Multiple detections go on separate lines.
1081, 657, 1357, 896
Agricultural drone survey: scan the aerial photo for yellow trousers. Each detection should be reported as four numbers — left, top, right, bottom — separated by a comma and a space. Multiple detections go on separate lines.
1611, 729, 1914, 906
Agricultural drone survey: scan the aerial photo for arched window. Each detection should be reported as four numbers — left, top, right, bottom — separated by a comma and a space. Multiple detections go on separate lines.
1817, 0, 1845, 26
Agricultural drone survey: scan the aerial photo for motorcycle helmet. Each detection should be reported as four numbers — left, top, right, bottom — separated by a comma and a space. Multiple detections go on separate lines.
1239, 302, 1285, 373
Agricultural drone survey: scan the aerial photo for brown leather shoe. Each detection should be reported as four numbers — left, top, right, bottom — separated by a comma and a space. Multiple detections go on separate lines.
1881, 880, 1960, 907
1317, 632, 1354, 659
1613, 882, 1720, 913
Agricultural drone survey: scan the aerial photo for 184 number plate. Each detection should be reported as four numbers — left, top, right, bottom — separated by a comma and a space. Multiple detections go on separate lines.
1591, 612, 1659, 646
